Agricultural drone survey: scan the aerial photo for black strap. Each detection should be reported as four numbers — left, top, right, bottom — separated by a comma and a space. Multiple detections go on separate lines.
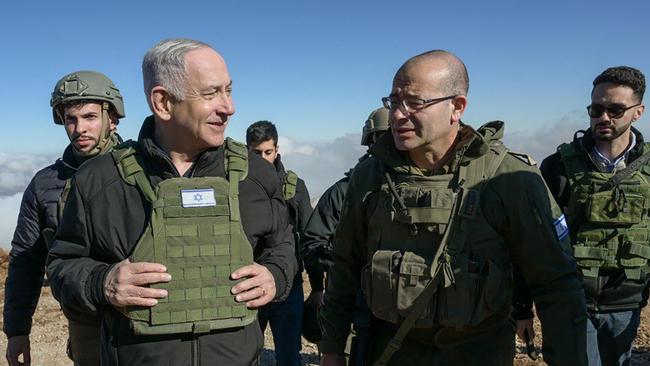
599, 151, 650, 192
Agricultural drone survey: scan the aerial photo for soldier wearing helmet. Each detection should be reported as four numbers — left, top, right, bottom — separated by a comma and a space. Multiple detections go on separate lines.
4, 70, 124, 366
301, 107, 389, 365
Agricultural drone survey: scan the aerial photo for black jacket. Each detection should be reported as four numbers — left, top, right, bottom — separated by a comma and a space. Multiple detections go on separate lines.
46, 117, 297, 366
273, 155, 321, 288
300, 173, 350, 291
540, 127, 650, 312
3, 143, 99, 337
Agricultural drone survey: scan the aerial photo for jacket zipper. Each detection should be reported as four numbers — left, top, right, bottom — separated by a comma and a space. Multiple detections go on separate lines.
193, 334, 199, 366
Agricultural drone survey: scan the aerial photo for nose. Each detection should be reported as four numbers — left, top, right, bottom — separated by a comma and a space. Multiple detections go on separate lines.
74, 118, 90, 134
391, 105, 409, 125
217, 94, 235, 117
597, 110, 612, 123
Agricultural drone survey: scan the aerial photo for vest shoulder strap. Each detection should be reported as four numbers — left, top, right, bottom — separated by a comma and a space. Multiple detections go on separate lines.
224, 138, 248, 183
283, 170, 298, 200
111, 140, 156, 203
507, 151, 536, 166
558, 142, 586, 180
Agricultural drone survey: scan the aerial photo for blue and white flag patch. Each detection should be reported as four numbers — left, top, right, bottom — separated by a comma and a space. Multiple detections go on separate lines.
553, 214, 569, 241
181, 188, 216, 208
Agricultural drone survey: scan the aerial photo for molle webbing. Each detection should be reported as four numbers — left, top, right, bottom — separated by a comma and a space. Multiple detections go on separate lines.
111, 138, 256, 335
374, 141, 509, 366
283, 170, 298, 200
558, 142, 650, 280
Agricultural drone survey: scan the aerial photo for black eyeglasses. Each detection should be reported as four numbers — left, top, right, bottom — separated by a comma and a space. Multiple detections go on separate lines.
382, 95, 457, 114
586, 103, 641, 119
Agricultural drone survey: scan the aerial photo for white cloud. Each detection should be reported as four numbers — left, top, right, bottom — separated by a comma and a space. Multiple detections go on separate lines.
0, 193, 22, 250
503, 111, 586, 164
0, 153, 55, 249
280, 134, 366, 198
0, 152, 54, 196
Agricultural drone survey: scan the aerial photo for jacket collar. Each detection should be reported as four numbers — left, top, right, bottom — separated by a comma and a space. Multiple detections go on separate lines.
369, 121, 504, 175
136, 115, 225, 179
576, 126, 646, 163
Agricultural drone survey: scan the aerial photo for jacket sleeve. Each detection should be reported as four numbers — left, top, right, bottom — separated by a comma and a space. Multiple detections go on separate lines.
245, 167, 298, 302
3, 178, 47, 337
295, 178, 323, 290
295, 178, 313, 234
46, 179, 111, 316
318, 174, 366, 354
540, 151, 571, 208
302, 180, 348, 291
485, 158, 587, 366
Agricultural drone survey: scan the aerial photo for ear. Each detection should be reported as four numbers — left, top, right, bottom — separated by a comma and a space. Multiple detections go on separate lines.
108, 112, 118, 132
450, 95, 468, 123
633, 104, 645, 122
150, 86, 174, 121
275, 144, 280, 153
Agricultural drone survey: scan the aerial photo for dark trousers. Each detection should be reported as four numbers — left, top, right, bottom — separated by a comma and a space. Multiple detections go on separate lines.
259, 276, 304, 366
586, 309, 641, 366
67, 319, 101, 366
366, 319, 516, 366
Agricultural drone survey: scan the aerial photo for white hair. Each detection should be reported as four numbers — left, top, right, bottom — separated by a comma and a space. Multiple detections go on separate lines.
142, 38, 211, 108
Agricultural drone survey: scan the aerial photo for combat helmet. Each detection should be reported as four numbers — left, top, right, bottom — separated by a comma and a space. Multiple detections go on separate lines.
50, 70, 125, 124
361, 107, 389, 146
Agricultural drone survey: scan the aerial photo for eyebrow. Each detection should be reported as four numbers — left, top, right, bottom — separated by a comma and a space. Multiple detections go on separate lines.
201, 80, 233, 94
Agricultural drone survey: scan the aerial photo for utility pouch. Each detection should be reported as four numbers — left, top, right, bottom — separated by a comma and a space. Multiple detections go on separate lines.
367, 250, 401, 324
365, 250, 436, 328
396, 252, 435, 328
436, 256, 509, 328
585, 190, 645, 225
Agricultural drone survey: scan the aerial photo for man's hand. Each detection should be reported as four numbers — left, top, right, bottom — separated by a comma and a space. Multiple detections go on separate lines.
320, 353, 346, 366
516, 318, 535, 342
306, 290, 325, 308
104, 259, 171, 307
6, 335, 30, 366
230, 263, 276, 308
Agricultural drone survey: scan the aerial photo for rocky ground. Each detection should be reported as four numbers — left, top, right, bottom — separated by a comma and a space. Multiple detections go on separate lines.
1, 250, 649, 365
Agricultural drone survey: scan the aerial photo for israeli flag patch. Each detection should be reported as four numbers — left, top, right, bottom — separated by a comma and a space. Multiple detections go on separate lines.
553, 214, 569, 241
181, 188, 216, 208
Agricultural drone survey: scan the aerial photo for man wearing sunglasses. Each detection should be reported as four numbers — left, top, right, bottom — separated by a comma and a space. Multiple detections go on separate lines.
540, 66, 646, 366
319, 50, 587, 366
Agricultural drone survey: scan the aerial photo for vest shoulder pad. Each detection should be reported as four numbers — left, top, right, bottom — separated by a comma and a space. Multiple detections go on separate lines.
224, 138, 248, 181
111, 140, 139, 163
111, 140, 141, 186
507, 151, 537, 166
557, 142, 579, 160
557, 142, 587, 178
283, 170, 298, 200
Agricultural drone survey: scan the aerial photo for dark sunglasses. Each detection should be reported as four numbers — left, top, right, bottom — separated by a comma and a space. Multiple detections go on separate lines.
586, 103, 641, 119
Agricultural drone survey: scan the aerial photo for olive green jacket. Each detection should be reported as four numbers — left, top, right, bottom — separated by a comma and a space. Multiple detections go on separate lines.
319, 121, 587, 365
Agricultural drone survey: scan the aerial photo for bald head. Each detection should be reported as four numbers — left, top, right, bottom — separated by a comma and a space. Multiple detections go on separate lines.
396, 50, 469, 96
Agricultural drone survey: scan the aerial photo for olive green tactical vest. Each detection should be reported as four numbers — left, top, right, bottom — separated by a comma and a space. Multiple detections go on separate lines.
283, 170, 298, 200
559, 142, 650, 280
362, 141, 513, 331
111, 138, 257, 335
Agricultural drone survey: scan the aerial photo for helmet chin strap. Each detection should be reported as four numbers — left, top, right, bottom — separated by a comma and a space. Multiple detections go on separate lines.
71, 102, 115, 159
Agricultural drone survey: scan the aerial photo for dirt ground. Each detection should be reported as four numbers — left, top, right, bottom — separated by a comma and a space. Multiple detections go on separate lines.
1, 250, 650, 366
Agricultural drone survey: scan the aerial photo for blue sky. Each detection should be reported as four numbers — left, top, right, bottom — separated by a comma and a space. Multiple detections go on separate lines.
0, 0, 649, 246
